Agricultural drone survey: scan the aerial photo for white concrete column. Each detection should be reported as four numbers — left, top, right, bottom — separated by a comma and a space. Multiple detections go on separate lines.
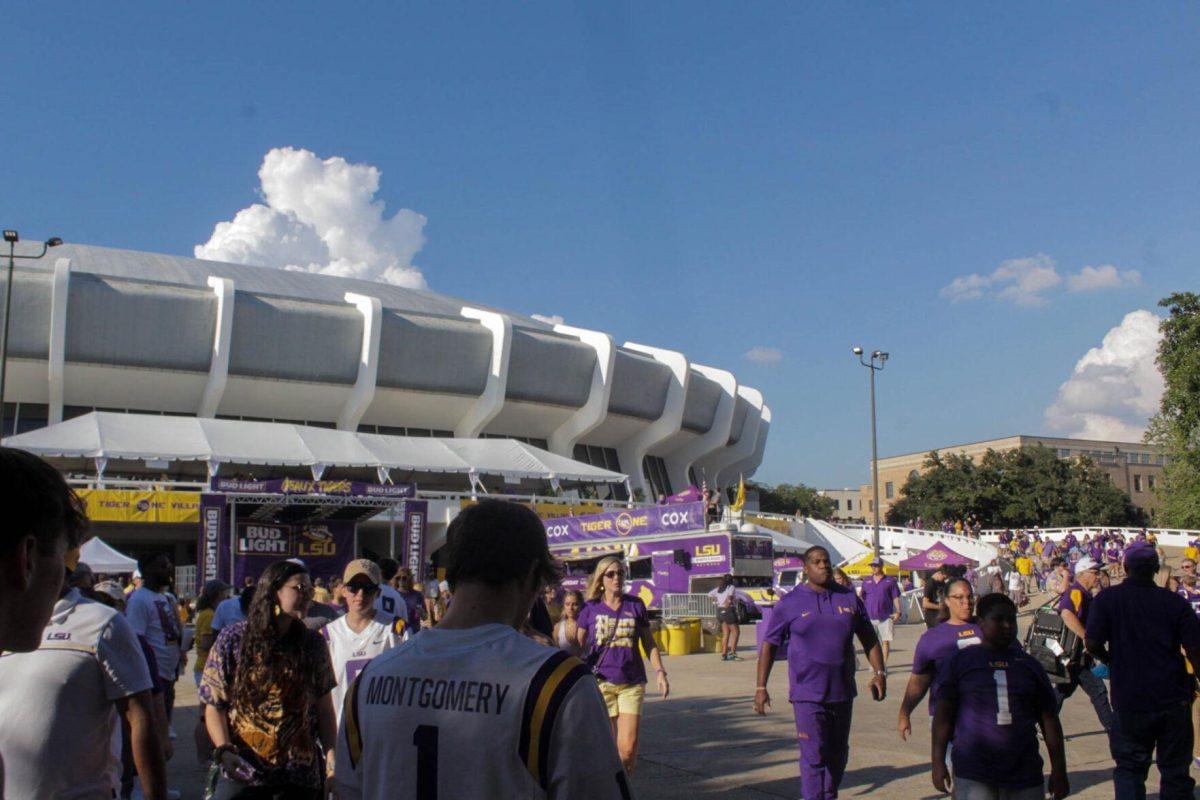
338, 292, 383, 431
455, 307, 512, 438
46, 258, 71, 424
548, 324, 614, 457
713, 393, 766, 485
664, 365, 736, 491
198, 276, 235, 418
719, 404, 771, 483
614, 343, 689, 499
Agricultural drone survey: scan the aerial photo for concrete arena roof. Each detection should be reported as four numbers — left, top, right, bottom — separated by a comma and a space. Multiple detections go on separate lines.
2, 242, 769, 492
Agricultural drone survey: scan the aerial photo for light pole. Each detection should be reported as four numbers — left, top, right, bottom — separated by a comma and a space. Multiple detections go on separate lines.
852, 346, 888, 558
1, 231, 63, 436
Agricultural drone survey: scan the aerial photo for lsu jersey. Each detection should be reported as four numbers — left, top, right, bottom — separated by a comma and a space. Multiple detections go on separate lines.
335, 623, 630, 800
323, 610, 408, 724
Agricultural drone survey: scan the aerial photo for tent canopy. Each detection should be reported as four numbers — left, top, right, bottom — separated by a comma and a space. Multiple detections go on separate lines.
6, 412, 627, 484
842, 552, 906, 577
899, 540, 978, 570
79, 537, 137, 573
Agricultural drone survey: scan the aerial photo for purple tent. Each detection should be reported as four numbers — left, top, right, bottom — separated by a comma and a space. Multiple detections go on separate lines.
899, 540, 978, 570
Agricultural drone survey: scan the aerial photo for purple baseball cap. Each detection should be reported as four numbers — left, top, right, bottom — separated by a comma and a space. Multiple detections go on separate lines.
1124, 544, 1159, 569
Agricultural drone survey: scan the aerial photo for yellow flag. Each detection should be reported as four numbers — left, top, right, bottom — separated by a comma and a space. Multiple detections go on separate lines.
731, 474, 746, 512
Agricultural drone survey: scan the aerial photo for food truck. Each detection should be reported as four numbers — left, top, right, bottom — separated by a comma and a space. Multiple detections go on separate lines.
544, 501, 774, 619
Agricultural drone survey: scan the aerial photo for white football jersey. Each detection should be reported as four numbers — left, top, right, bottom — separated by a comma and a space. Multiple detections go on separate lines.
323, 610, 408, 725
374, 584, 405, 619
335, 624, 630, 800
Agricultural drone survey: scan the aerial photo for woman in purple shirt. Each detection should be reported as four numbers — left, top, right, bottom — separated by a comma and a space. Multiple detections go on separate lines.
897, 577, 981, 740
575, 555, 669, 775
932, 593, 1069, 800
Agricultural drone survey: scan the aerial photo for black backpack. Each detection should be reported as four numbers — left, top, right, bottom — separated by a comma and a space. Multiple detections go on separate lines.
1022, 601, 1081, 685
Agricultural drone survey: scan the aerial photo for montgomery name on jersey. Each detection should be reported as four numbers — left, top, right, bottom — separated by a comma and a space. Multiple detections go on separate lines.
322, 609, 408, 725
334, 623, 631, 800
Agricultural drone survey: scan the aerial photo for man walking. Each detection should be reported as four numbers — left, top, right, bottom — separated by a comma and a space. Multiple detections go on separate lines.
859, 558, 902, 665
126, 553, 183, 724
334, 500, 627, 799
1055, 556, 1113, 732
755, 546, 887, 800
1086, 544, 1200, 799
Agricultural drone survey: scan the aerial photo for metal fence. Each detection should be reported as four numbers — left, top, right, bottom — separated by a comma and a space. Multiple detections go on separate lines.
661, 593, 717, 620
175, 565, 197, 600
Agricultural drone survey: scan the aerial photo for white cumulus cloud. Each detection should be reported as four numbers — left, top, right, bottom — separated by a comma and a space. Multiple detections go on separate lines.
1044, 309, 1164, 441
1066, 264, 1142, 293
195, 147, 428, 289
531, 314, 565, 326
745, 346, 783, 365
941, 254, 1062, 307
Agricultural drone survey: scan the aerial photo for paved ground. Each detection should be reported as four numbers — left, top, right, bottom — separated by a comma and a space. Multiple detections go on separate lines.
165, 594, 1166, 799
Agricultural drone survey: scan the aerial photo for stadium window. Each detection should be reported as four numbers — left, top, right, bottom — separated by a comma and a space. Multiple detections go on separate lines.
377, 425, 405, 436
885, 482, 894, 499
832, 499, 840, 510
868, 500, 874, 512
1134, 475, 1142, 492
1061, 449, 1072, 458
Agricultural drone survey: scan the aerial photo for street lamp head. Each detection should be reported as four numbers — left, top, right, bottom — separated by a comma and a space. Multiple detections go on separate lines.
45, 237, 63, 248
2, 231, 16, 244
879, 352, 889, 362
851, 346, 863, 356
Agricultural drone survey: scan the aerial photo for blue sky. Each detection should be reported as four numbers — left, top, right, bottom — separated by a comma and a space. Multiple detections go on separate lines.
3, 3, 1195, 487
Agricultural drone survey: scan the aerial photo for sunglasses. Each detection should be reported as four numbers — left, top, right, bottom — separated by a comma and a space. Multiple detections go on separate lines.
345, 583, 379, 594
603, 570, 625, 579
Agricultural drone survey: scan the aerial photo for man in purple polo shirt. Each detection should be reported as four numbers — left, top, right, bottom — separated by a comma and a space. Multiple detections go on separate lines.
1086, 544, 1200, 799
1054, 556, 1113, 732
859, 558, 902, 665
754, 546, 886, 799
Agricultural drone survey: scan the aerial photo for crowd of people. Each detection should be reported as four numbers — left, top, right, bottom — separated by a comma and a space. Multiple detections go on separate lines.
3, 443, 1200, 799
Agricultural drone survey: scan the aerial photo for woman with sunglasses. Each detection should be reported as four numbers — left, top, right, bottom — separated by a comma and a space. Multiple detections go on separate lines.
897, 577, 981, 741
321, 560, 408, 728
576, 555, 669, 774
201, 560, 338, 799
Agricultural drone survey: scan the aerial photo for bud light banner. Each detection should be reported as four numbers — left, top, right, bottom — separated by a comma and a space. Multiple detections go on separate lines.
198, 494, 229, 584
210, 477, 415, 499
232, 519, 356, 586
402, 500, 428, 578
543, 501, 706, 544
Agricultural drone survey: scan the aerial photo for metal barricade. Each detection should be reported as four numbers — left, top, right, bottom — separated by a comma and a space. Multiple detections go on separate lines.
661, 593, 717, 620
175, 565, 197, 599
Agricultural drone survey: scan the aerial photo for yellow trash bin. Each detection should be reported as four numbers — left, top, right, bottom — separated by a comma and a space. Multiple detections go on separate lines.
665, 622, 691, 656
684, 618, 702, 653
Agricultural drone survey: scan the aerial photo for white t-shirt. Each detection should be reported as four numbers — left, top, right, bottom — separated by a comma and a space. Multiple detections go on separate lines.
709, 586, 736, 609
374, 584, 405, 620
125, 586, 182, 680
323, 610, 408, 725
0, 589, 153, 799
1008, 571, 1023, 590
334, 624, 629, 800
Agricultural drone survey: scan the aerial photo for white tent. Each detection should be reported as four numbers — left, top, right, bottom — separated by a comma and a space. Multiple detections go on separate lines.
5, 412, 628, 485
79, 537, 137, 573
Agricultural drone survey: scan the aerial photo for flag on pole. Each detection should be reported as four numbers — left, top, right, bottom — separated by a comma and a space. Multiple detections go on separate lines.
731, 474, 746, 512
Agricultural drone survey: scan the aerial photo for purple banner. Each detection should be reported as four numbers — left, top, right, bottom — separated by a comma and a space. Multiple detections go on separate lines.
198, 494, 229, 584
543, 501, 706, 544
211, 477, 415, 499
403, 500, 428, 579
658, 485, 703, 505
232, 519, 356, 586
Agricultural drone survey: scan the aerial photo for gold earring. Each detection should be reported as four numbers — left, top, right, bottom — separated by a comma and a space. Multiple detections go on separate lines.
273, 603, 281, 617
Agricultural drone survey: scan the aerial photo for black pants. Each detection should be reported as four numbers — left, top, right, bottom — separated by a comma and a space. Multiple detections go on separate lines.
1109, 700, 1194, 800
1056, 668, 1114, 733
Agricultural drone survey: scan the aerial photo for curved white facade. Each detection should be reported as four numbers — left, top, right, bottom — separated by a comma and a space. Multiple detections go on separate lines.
2, 243, 769, 496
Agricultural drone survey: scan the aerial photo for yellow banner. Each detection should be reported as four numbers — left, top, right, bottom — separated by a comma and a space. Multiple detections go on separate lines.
77, 490, 201, 524
459, 499, 605, 520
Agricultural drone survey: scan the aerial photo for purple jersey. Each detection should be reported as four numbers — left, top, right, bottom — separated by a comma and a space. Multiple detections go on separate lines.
911, 622, 982, 715
1056, 581, 1092, 624
859, 576, 901, 622
937, 645, 1057, 790
577, 595, 650, 685
1179, 585, 1200, 617
762, 582, 872, 704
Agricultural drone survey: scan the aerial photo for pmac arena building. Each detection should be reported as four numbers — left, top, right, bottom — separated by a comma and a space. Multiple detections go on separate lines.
2, 243, 769, 560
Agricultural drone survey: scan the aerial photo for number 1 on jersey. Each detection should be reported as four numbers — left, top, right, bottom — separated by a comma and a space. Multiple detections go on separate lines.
413, 724, 439, 799
992, 669, 1013, 725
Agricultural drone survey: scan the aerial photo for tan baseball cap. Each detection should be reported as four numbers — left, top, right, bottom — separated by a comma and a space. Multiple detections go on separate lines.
343, 559, 382, 585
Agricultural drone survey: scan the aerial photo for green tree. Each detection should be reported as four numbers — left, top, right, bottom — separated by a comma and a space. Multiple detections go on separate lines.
1146, 292, 1200, 527
887, 445, 1144, 528
750, 481, 837, 519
